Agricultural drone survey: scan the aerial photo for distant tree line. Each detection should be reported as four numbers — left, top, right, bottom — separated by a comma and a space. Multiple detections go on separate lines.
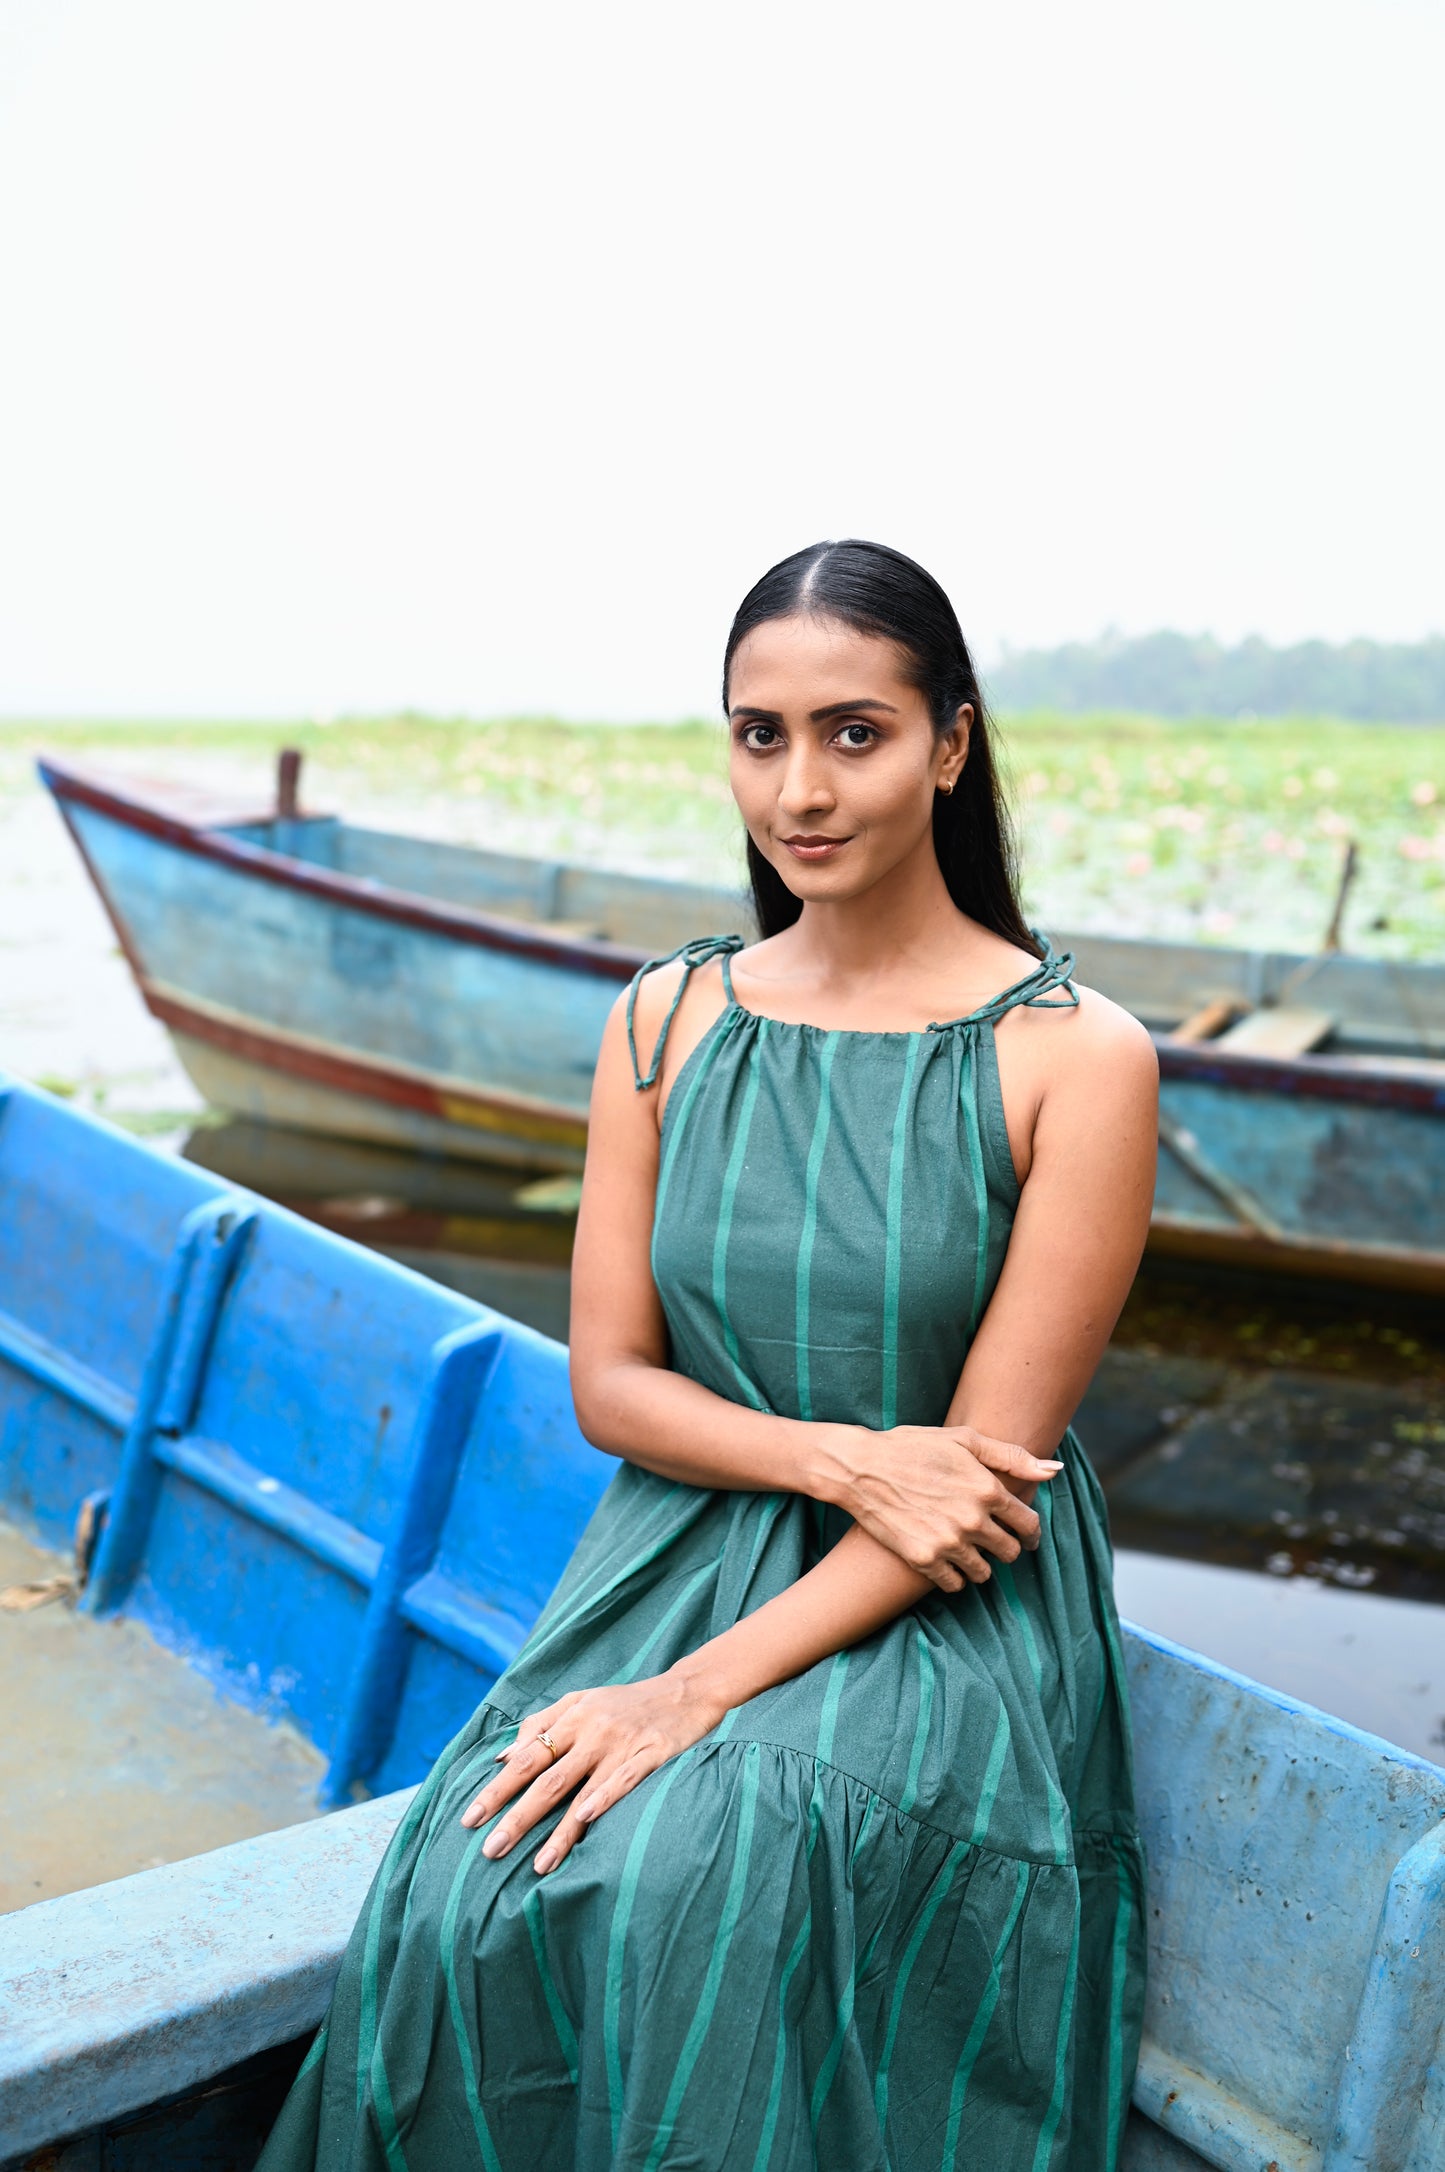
986, 631, 1445, 721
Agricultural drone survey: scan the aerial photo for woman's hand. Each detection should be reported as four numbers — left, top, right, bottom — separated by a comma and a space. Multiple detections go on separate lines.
460, 1671, 727, 1874
828, 1424, 1062, 1592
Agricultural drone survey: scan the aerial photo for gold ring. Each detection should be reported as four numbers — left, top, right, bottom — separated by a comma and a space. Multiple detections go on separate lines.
535, 1730, 558, 1763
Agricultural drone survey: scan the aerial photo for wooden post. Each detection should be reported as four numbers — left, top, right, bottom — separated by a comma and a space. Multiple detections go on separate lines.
1321, 836, 1358, 953
276, 747, 303, 820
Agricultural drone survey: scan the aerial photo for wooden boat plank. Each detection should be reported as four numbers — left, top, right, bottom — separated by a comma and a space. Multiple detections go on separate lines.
1213, 1004, 1337, 1057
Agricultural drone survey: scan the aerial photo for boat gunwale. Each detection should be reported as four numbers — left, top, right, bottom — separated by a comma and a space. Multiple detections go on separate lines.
1154, 1035, 1445, 1111
37, 758, 651, 984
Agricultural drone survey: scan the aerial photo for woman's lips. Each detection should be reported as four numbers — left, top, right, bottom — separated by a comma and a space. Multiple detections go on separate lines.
781, 834, 851, 861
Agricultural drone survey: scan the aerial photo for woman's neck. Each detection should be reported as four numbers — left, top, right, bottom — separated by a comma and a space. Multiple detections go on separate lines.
780, 850, 983, 994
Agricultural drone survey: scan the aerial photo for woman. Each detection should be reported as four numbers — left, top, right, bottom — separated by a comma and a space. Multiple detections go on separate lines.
260, 539, 1156, 2171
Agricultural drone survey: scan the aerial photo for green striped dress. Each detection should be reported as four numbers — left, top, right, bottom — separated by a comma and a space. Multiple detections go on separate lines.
259, 935, 1145, 2172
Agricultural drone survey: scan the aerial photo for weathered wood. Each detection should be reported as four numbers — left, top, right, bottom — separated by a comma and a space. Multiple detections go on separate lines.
1215, 1004, 1337, 1057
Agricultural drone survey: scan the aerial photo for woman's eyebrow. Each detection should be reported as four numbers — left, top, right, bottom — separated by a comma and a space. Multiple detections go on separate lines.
730, 699, 900, 724
810, 698, 898, 721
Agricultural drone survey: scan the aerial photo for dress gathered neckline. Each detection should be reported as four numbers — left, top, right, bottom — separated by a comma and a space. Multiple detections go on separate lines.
627, 928, 1079, 1090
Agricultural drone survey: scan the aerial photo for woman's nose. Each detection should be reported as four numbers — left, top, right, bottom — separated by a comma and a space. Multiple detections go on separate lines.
777, 748, 836, 819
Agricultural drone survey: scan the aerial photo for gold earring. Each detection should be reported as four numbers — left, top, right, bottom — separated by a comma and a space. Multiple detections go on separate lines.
939, 779, 955, 795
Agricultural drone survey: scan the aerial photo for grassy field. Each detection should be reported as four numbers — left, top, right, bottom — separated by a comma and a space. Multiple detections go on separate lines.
4, 708, 1443, 958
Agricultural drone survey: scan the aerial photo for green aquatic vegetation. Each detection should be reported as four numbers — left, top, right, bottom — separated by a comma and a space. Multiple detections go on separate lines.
3, 706, 1441, 958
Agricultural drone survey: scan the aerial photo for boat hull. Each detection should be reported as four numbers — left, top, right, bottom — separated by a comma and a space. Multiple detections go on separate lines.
39, 756, 1445, 1291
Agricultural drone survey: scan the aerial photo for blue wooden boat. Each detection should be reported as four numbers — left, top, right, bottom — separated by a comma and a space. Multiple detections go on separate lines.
2, 1077, 1445, 2170
38, 748, 1445, 1294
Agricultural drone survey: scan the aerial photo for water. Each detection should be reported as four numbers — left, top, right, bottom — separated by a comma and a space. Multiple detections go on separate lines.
182, 1118, 1445, 1761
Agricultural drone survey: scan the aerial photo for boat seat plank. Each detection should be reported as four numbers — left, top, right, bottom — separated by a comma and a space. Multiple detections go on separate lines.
1167, 997, 1244, 1045
1213, 1004, 1337, 1056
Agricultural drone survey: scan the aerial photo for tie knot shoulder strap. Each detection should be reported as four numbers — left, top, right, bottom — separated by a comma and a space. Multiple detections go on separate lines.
926, 936, 1079, 1033
626, 934, 747, 1091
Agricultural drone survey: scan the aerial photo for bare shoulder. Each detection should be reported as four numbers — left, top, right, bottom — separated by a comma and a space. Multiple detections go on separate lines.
1067, 983, 1156, 1067
1023, 982, 1158, 1114
1001, 973, 1153, 1075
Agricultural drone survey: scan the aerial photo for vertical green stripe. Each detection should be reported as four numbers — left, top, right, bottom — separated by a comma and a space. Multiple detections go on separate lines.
605, 1750, 698, 2149
1029, 1883, 1082, 2172
942, 1859, 1031, 2165
523, 1883, 580, 2084
1104, 1842, 1135, 2151
995, 1568, 1070, 1864
438, 1831, 503, 2172
752, 1656, 852, 2171
880, 1036, 920, 1430
650, 1020, 734, 1280
366, 2039, 412, 2172
354, 1740, 462, 2109
356, 1870, 388, 2116
643, 1744, 762, 2171
733, 1492, 789, 1620
751, 1886, 817, 2172
808, 1965, 858, 2137
850, 1791, 877, 1866
616, 1559, 718, 1683
898, 1626, 936, 1817
969, 1705, 1012, 1846
712, 1027, 768, 1409
793, 1033, 837, 1420
816, 1649, 849, 1763
809, 1825, 893, 2141
960, 1032, 991, 1334
873, 1842, 969, 2132
522, 1493, 696, 1660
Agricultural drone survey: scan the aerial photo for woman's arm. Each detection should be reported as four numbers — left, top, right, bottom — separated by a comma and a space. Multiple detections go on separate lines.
464, 991, 1158, 1872
570, 981, 1053, 1584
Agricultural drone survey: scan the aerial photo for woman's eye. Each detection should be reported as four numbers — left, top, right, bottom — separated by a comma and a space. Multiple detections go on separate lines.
739, 724, 780, 750
835, 723, 876, 749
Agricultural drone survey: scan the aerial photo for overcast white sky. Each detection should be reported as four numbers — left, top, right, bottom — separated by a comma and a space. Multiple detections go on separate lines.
0, 0, 1441, 720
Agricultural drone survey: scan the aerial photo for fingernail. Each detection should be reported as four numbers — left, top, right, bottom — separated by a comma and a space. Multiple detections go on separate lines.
534, 1846, 558, 1874
576, 1795, 598, 1823
482, 1826, 511, 1859
1039, 1461, 1064, 1473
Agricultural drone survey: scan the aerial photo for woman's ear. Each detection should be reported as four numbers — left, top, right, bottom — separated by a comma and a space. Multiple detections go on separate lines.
938, 703, 973, 791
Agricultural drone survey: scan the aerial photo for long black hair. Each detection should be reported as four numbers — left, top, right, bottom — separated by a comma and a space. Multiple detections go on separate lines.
723, 538, 1039, 954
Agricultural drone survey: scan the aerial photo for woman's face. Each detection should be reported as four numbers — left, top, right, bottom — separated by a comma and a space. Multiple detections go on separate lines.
727, 612, 969, 910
